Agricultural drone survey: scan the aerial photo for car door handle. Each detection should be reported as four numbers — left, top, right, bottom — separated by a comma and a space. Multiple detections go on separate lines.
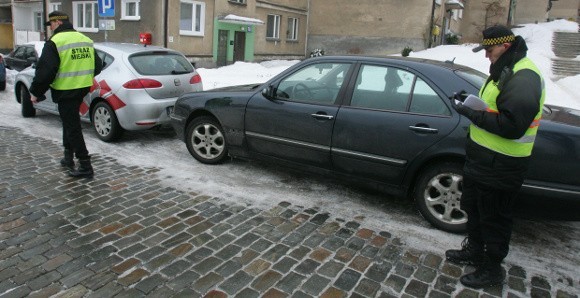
409, 125, 438, 134
311, 113, 334, 120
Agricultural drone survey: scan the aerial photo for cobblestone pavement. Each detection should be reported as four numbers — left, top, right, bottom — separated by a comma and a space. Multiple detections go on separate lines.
0, 126, 578, 298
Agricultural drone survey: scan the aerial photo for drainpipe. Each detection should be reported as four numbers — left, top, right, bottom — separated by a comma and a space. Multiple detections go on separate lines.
305, 0, 310, 57
428, 0, 436, 48
164, 0, 168, 48
42, 0, 47, 41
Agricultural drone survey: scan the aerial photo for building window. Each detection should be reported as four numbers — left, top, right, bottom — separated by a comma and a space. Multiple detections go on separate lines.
266, 14, 280, 39
50, 2, 62, 11
34, 11, 42, 31
287, 17, 298, 41
229, 0, 246, 3
73, 1, 99, 33
121, 0, 140, 20
180, 0, 205, 36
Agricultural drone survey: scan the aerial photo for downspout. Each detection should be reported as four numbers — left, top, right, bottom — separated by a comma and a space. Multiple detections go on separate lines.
507, 0, 514, 26
42, 0, 47, 41
164, 0, 168, 48
428, 0, 436, 48
305, 0, 310, 57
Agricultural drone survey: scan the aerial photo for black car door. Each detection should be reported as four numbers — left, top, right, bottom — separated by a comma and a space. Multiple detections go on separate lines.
244, 61, 353, 168
331, 63, 458, 185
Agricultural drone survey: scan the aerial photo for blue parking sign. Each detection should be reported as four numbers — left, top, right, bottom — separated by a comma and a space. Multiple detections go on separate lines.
98, 0, 115, 17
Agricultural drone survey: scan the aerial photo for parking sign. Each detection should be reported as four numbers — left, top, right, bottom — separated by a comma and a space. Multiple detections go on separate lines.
98, 0, 115, 17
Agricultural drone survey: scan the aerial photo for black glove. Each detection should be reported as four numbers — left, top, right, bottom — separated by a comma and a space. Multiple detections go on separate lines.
452, 90, 468, 102
36, 94, 46, 102
449, 93, 473, 117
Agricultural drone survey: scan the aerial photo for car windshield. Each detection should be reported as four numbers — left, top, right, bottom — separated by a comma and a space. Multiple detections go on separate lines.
455, 69, 488, 89
129, 52, 194, 76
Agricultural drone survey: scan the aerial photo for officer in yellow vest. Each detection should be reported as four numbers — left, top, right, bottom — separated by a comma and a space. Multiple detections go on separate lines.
447, 25, 544, 288
30, 11, 102, 178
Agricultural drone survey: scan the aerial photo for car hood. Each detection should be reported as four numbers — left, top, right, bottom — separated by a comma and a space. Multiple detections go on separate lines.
209, 83, 263, 92
543, 104, 580, 127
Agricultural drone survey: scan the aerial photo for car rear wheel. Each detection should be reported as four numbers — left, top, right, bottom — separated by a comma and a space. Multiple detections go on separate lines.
92, 101, 123, 142
20, 85, 36, 118
414, 162, 467, 233
185, 116, 228, 164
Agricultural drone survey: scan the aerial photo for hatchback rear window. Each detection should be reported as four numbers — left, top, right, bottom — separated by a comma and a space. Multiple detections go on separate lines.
129, 53, 194, 75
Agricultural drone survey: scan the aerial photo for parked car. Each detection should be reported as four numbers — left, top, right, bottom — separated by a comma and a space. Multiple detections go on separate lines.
3, 42, 44, 71
170, 55, 580, 233
14, 42, 203, 141
0, 54, 6, 91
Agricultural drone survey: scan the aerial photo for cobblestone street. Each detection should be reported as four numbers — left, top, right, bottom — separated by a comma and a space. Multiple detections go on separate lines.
0, 126, 578, 297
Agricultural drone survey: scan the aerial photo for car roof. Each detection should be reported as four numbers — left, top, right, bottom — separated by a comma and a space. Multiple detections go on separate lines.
94, 42, 181, 55
19, 41, 46, 55
307, 55, 476, 73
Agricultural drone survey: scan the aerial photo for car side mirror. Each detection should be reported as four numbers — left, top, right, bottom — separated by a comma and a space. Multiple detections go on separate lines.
262, 85, 275, 99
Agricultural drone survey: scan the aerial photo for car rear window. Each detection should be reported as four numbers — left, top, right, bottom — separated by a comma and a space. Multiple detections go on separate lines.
129, 52, 194, 76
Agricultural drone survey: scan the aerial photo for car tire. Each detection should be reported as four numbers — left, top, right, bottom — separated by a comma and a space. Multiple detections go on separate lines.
414, 162, 467, 233
185, 116, 228, 164
0, 80, 6, 91
20, 85, 36, 118
92, 101, 123, 142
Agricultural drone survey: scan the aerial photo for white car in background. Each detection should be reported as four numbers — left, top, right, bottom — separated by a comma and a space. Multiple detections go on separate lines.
14, 42, 203, 142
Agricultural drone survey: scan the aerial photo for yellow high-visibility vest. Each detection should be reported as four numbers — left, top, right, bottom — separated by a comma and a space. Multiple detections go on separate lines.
50, 31, 96, 90
469, 57, 545, 157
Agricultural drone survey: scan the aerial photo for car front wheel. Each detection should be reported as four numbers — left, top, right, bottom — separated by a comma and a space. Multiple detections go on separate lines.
414, 162, 467, 233
20, 85, 36, 118
185, 116, 228, 164
92, 101, 123, 142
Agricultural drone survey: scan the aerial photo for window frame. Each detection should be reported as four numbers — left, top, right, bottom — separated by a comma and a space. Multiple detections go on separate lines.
50, 2, 62, 11
179, 0, 205, 36
121, 0, 141, 21
266, 14, 281, 40
72, 1, 99, 33
287, 17, 299, 41
34, 11, 42, 31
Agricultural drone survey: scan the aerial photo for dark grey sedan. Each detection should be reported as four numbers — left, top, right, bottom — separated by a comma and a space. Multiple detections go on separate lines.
3, 43, 42, 71
170, 56, 580, 233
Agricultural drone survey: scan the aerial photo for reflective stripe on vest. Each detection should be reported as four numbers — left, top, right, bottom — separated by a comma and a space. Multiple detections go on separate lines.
50, 32, 95, 90
469, 57, 545, 157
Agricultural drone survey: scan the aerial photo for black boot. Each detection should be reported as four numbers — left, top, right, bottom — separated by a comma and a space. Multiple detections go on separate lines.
60, 149, 75, 170
445, 237, 484, 265
460, 261, 503, 288
69, 156, 93, 178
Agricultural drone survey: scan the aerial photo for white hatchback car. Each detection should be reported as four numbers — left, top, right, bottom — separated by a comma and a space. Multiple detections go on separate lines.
14, 42, 203, 141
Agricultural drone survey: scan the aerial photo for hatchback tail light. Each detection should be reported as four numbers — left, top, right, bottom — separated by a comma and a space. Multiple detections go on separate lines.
190, 74, 202, 84
123, 79, 162, 89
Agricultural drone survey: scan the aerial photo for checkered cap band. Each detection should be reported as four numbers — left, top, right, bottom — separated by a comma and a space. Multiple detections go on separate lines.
49, 15, 68, 22
482, 35, 515, 46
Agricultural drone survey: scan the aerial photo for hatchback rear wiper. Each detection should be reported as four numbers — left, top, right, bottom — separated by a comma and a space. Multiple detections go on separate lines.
171, 70, 190, 75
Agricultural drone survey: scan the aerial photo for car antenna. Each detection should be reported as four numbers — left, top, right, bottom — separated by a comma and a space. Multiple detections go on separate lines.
445, 57, 456, 64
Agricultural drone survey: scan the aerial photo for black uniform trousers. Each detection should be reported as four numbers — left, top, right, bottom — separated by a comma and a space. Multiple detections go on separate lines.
56, 92, 89, 159
460, 175, 519, 263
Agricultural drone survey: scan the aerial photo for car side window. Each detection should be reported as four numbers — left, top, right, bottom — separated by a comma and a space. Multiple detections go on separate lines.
24, 47, 36, 60
13, 47, 26, 59
409, 78, 451, 115
96, 50, 114, 71
275, 62, 350, 105
350, 65, 412, 111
